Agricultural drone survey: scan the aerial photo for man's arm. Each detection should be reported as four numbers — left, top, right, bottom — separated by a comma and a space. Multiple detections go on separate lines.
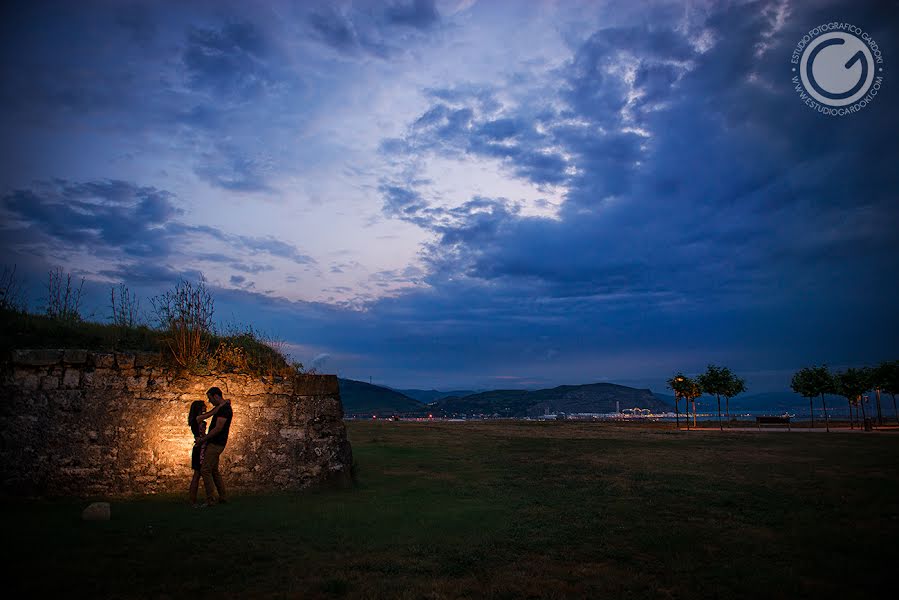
196, 417, 228, 445
196, 399, 231, 423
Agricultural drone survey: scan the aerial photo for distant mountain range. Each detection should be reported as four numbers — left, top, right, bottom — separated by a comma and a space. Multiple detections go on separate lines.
340, 379, 887, 418
339, 379, 671, 417
436, 383, 671, 417
337, 378, 426, 416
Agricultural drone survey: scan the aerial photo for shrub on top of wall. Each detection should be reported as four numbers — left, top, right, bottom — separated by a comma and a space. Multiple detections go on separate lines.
0, 269, 304, 379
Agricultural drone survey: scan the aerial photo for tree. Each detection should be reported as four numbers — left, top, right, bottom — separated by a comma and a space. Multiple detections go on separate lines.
667, 373, 688, 430
869, 362, 892, 426
0, 264, 26, 313
698, 365, 746, 430
879, 361, 899, 426
45, 267, 84, 323
834, 368, 871, 430
151, 278, 215, 369
791, 365, 833, 432
684, 378, 702, 428
723, 375, 746, 421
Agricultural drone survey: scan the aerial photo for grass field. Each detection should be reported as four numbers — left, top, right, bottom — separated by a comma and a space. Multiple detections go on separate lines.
5, 421, 899, 599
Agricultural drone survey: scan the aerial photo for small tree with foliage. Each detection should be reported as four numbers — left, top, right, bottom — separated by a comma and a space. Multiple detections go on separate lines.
668, 373, 702, 430
878, 361, 899, 426
698, 364, 745, 430
685, 378, 702, 428
723, 376, 746, 420
869, 362, 894, 426
667, 373, 687, 430
834, 368, 871, 430
791, 365, 834, 432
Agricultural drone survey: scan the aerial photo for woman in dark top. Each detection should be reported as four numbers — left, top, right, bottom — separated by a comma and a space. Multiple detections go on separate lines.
187, 399, 229, 506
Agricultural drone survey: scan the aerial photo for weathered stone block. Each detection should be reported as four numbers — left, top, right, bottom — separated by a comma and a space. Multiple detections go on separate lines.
12, 349, 63, 366
125, 376, 148, 391
90, 353, 115, 368
133, 352, 159, 368
280, 427, 306, 440
62, 369, 81, 388
62, 350, 88, 364
261, 408, 283, 420
294, 374, 340, 396
61, 466, 99, 476
83, 369, 123, 389
51, 391, 84, 412
40, 375, 59, 390
145, 378, 167, 391
115, 353, 135, 369
237, 379, 266, 396
82, 502, 111, 521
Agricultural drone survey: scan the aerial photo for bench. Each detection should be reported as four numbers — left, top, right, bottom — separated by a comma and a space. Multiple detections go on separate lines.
756, 415, 791, 430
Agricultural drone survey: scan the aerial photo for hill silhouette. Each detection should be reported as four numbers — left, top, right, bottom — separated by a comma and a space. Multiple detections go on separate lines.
437, 383, 671, 417
337, 378, 426, 416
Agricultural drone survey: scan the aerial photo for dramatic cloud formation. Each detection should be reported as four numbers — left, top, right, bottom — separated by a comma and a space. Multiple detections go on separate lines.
1, 0, 896, 391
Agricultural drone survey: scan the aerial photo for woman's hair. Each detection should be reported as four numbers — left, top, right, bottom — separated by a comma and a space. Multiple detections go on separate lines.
188, 400, 206, 436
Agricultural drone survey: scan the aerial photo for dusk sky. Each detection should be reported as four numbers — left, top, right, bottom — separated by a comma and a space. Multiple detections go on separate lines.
1, 0, 897, 392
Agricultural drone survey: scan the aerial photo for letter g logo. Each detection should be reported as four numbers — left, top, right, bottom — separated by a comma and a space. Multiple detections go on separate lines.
800, 31, 875, 107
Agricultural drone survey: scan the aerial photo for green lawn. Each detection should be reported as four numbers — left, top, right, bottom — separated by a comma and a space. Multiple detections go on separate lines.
5, 421, 898, 599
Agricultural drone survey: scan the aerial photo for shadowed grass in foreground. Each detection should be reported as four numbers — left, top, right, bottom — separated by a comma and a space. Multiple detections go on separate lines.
4, 421, 898, 599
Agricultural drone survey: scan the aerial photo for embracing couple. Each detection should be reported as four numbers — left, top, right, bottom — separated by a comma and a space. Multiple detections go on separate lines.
187, 387, 233, 507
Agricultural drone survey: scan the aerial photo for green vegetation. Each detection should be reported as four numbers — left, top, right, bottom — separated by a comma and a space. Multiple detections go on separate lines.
834, 367, 872, 427
697, 364, 746, 428
0, 266, 299, 377
871, 361, 899, 426
4, 421, 897, 598
791, 365, 834, 431
0, 309, 164, 353
791, 362, 899, 430
667, 372, 702, 428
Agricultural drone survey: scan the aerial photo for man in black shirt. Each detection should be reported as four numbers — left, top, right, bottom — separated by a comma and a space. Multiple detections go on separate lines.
196, 386, 232, 505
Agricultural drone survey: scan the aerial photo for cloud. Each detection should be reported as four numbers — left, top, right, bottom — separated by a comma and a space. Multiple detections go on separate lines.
0, 179, 315, 281
307, 8, 360, 54
193, 143, 274, 192
366, 0, 899, 386
183, 22, 272, 100
385, 0, 440, 30
304, 0, 441, 58
310, 352, 332, 370
1, 180, 179, 258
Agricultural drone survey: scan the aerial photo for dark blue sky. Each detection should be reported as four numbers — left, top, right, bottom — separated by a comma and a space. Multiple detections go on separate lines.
1, 0, 897, 392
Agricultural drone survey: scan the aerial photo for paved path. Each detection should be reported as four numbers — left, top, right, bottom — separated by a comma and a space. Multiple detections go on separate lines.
678, 425, 899, 433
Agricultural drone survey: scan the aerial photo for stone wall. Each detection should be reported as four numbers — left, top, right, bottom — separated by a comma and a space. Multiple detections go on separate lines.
0, 349, 353, 497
